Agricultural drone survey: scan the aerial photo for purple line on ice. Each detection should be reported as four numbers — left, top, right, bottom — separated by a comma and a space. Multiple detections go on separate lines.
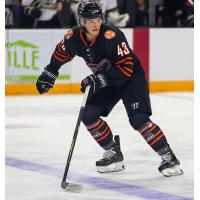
6, 157, 193, 200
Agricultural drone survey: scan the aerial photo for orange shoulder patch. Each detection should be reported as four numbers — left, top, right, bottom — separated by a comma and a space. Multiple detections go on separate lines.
104, 30, 116, 39
64, 29, 73, 40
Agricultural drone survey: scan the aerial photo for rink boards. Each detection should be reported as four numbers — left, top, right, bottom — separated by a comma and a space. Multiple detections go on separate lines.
5, 28, 194, 95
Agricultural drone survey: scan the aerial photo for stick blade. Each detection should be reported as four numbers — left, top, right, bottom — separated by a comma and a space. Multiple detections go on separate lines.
61, 181, 69, 189
61, 182, 84, 193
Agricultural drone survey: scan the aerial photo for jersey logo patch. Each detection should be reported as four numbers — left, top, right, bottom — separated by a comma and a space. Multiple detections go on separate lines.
64, 29, 73, 40
104, 30, 116, 39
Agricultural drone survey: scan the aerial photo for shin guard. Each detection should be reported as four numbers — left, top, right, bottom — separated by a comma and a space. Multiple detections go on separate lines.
86, 118, 114, 150
138, 121, 168, 152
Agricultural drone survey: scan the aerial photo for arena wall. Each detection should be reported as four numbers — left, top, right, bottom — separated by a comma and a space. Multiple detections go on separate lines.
5, 28, 193, 95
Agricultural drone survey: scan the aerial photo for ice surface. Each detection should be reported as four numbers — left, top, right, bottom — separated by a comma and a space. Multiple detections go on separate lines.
5, 92, 194, 200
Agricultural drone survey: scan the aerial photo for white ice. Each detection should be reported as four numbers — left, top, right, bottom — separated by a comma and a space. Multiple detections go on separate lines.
6, 92, 194, 200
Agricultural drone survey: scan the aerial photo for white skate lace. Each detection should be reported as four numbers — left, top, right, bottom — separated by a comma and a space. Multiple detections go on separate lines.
161, 152, 172, 162
103, 150, 116, 160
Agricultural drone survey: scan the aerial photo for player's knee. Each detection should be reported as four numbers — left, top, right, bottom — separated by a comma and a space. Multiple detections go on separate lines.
129, 113, 150, 130
82, 105, 100, 125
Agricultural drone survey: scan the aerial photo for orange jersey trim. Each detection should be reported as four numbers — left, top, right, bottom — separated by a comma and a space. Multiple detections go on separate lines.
57, 44, 66, 54
124, 61, 134, 65
122, 66, 133, 74
53, 53, 65, 62
54, 50, 68, 59
117, 65, 132, 77
80, 30, 88, 46
115, 57, 133, 65
80, 29, 97, 47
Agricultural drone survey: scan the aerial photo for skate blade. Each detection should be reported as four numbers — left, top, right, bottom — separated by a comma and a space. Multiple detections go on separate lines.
97, 161, 125, 173
161, 165, 184, 177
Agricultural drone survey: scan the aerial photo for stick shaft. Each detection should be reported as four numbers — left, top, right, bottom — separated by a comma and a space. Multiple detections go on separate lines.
61, 86, 90, 186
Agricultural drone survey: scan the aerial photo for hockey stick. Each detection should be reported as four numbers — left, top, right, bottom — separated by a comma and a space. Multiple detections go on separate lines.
61, 86, 90, 189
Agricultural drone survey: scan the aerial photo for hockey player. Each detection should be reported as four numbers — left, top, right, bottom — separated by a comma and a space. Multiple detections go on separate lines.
36, 0, 183, 177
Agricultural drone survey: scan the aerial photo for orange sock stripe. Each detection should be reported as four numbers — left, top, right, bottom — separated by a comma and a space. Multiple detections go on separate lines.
96, 120, 105, 131
101, 125, 109, 135
87, 119, 101, 130
153, 130, 162, 138
96, 129, 111, 142
150, 133, 164, 146
149, 124, 158, 132
139, 123, 152, 134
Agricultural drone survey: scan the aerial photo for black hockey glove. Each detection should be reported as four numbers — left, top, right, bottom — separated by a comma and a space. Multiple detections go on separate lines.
36, 68, 58, 94
81, 74, 108, 94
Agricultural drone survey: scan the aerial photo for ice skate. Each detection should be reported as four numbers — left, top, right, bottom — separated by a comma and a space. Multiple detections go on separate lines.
158, 149, 184, 177
96, 135, 125, 173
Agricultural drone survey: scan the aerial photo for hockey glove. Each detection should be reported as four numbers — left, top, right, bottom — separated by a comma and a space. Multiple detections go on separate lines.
81, 74, 108, 94
36, 68, 58, 94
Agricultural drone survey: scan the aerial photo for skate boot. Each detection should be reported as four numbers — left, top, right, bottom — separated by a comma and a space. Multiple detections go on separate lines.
158, 148, 184, 177
96, 135, 125, 173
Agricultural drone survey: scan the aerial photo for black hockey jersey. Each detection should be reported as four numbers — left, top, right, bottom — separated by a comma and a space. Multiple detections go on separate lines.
47, 24, 144, 86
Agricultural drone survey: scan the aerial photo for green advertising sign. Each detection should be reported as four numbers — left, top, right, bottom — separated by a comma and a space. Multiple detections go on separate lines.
5, 40, 70, 83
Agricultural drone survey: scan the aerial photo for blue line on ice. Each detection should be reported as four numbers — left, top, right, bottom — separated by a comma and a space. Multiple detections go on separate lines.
6, 157, 193, 200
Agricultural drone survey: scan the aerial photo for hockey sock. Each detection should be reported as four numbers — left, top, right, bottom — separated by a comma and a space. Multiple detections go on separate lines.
138, 121, 169, 152
86, 118, 114, 150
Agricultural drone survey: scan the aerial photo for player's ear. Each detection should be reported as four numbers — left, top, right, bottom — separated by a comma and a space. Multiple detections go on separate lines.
102, 16, 105, 24
101, 12, 105, 24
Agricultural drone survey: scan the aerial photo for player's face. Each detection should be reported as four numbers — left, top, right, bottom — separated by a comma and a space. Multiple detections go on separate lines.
84, 17, 102, 37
